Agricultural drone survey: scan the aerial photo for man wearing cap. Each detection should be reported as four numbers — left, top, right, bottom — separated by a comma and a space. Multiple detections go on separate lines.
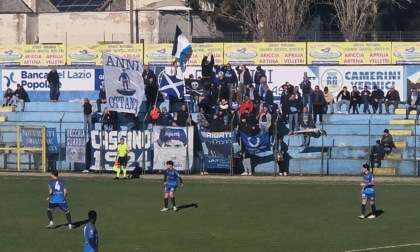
371, 85, 384, 114
405, 88, 420, 121
384, 86, 400, 114
359, 164, 377, 219
370, 140, 385, 168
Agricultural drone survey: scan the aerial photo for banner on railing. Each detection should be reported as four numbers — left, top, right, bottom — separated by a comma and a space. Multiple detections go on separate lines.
0, 44, 66, 66
89, 130, 152, 171
152, 126, 194, 171
66, 44, 144, 65
240, 131, 271, 155
65, 129, 86, 163
223, 42, 306, 65
199, 130, 236, 169
392, 42, 420, 64
307, 42, 392, 65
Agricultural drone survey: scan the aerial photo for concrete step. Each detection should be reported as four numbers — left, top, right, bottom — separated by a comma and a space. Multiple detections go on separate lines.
389, 129, 412, 136
0, 106, 16, 112
389, 119, 416, 125
384, 153, 402, 160
373, 167, 397, 176
394, 141, 407, 148
395, 108, 416, 115
0, 116, 8, 122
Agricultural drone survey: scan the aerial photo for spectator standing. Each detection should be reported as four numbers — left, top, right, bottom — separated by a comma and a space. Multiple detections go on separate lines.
360, 86, 371, 114
2, 88, 15, 107
299, 75, 312, 112
236, 65, 252, 98
405, 88, 420, 120
323, 86, 334, 114
370, 140, 385, 169
82, 98, 93, 132
101, 108, 114, 131
12, 84, 28, 112
261, 84, 274, 112
336, 86, 351, 114
201, 53, 214, 93
299, 106, 315, 147
83, 210, 99, 252
285, 94, 301, 134
143, 65, 158, 111
96, 83, 106, 112
271, 108, 290, 140
229, 86, 242, 110
274, 136, 290, 176
371, 85, 385, 114
350, 86, 360, 114
258, 106, 272, 134
311, 85, 325, 123
385, 86, 400, 114
47, 66, 60, 102
157, 107, 173, 126
197, 107, 210, 130
173, 104, 191, 127
254, 66, 266, 94
222, 63, 238, 96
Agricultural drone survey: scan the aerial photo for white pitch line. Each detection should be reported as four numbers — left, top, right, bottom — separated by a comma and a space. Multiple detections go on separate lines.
345, 242, 420, 252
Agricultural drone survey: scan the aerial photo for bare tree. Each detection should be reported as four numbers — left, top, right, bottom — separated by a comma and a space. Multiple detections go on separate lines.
328, 0, 415, 41
216, 0, 314, 42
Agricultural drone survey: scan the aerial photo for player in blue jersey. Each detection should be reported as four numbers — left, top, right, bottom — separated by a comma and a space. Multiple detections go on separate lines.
161, 160, 184, 212
83, 210, 99, 252
46, 170, 74, 229
359, 164, 377, 219
119, 69, 130, 90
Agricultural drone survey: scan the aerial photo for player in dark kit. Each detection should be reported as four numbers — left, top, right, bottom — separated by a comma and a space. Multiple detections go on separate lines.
359, 164, 377, 219
161, 161, 184, 212
46, 170, 74, 229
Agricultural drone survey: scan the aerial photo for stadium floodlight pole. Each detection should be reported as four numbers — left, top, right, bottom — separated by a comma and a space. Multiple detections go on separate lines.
142, 114, 147, 175
59, 112, 65, 171
130, 0, 134, 43
273, 116, 279, 177
230, 116, 235, 176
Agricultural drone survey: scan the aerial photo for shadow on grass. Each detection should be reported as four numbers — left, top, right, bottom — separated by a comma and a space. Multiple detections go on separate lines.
176, 203, 198, 211
53, 219, 89, 229
366, 209, 385, 218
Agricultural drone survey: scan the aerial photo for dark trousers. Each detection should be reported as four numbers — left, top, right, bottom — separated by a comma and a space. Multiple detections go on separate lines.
370, 154, 381, 168
96, 99, 106, 112
49, 83, 60, 101
312, 104, 323, 123
277, 159, 289, 174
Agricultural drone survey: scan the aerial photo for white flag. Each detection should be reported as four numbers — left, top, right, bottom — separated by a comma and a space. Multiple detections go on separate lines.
103, 52, 144, 115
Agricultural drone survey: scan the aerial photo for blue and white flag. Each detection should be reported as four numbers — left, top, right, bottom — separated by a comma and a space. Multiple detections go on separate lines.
199, 130, 236, 169
103, 52, 144, 115
159, 72, 184, 99
171, 25, 192, 69
240, 131, 271, 155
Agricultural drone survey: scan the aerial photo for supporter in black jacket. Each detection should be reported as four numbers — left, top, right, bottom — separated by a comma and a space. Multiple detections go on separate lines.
385, 86, 400, 114
47, 66, 60, 101
143, 65, 158, 111
174, 104, 191, 127
13, 84, 28, 112
96, 83, 106, 112
371, 85, 385, 114
157, 107, 173, 126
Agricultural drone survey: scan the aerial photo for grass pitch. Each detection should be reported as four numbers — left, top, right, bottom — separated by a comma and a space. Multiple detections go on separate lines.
1, 175, 420, 252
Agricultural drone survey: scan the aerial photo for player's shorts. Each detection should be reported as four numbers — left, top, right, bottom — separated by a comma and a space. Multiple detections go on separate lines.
164, 184, 177, 193
118, 156, 128, 166
48, 202, 70, 212
84, 244, 95, 252
362, 187, 376, 201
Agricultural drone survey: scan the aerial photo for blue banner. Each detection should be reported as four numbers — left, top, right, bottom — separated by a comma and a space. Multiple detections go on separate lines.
240, 131, 271, 155
20, 127, 58, 154
46, 128, 59, 154
199, 131, 236, 169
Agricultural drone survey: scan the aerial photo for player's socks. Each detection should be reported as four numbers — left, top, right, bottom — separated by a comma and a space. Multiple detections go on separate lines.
164, 198, 169, 208
361, 204, 366, 216
122, 168, 127, 178
66, 212, 72, 224
371, 204, 376, 215
116, 168, 121, 177
171, 197, 176, 207
47, 210, 53, 221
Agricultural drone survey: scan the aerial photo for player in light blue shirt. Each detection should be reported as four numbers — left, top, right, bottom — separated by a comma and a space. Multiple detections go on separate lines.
359, 164, 377, 219
119, 69, 130, 90
161, 160, 184, 212
84, 210, 99, 252
46, 170, 74, 229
